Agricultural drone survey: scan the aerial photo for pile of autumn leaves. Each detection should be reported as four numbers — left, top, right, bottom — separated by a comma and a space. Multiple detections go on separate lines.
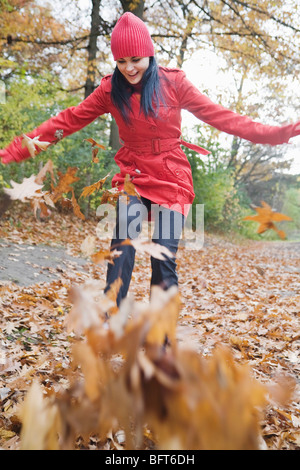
3, 136, 293, 450
20, 283, 267, 450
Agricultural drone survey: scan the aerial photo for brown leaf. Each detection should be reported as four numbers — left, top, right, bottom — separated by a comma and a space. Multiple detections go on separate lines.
91, 248, 121, 265
84, 138, 106, 150
124, 174, 140, 198
50, 167, 79, 203
79, 171, 112, 199
92, 147, 99, 163
100, 187, 120, 205
71, 189, 85, 220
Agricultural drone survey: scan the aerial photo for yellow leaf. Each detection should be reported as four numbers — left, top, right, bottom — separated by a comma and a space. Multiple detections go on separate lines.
0, 428, 16, 440
22, 134, 51, 157
243, 200, 292, 239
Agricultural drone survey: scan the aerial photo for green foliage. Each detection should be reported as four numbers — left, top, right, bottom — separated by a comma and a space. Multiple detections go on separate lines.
184, 127, 245, 233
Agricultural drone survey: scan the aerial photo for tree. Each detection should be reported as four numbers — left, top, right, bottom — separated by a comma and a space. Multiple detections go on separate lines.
0, 0, 77, 82
2, 1, 299, 88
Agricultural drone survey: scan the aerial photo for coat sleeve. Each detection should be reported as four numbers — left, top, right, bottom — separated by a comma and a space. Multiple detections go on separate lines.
0, 77, 110, 164
176, 70, 300, 146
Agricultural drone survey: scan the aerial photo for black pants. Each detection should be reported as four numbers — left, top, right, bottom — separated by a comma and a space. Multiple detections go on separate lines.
104, 194, 185, 306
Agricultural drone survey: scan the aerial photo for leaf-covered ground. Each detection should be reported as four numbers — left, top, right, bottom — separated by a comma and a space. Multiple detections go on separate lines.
0, 204, 299, 450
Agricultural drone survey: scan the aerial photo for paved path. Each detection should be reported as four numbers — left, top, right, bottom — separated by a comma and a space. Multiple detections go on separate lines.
0, 239, 87, 286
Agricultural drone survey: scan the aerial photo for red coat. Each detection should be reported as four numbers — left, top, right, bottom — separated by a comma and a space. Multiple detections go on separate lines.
1, 67, 299, 214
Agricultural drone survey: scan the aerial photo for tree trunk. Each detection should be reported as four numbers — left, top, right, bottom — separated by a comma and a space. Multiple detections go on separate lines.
227, 69, 247, 171
83, 0, 101, 217
176, 12, 196, 69
84, 0, 101, 99
120, 0, 145, 17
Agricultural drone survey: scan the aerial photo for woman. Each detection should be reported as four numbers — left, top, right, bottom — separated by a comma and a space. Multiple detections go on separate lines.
1, 12, 299, 306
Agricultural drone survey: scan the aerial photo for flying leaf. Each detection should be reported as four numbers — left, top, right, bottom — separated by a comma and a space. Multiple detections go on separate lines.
84, 138, 106, 150
50, 167, 79, 203
122, 238, 175, 260
79, 171, 112, 199
20, 380, 60, 450
22, 134, 51, 157
34, 160, 56, 185
91, 147, 99, 163
3, 175, 43, 202
91, 248, 122, 264
81, 235, 97, 257
243, 200, 292, 239
124, 174, 140, 198
31, 198, 52, 219
71, 189, 85, 220
66, 281, 113, 335
84, 138, 106, 163
100, 187, 120, 205
145, 285, 181, 347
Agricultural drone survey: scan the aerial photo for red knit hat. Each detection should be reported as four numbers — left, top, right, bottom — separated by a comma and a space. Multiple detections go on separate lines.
111, 12, 155, 60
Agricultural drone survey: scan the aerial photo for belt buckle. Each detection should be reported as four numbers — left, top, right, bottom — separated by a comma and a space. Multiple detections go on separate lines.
151, 138, 161, 155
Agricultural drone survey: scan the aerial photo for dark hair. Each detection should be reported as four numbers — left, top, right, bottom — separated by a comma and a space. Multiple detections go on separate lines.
111, 56, 164, 121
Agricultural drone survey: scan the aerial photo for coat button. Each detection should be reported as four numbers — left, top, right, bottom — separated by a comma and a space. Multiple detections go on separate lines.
150, 125, 157, 131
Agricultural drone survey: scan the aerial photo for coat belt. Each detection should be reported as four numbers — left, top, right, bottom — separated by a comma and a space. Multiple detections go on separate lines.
123, 138, 210, 156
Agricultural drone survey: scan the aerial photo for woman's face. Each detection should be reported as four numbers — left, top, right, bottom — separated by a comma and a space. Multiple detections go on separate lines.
116, 56, 150, 85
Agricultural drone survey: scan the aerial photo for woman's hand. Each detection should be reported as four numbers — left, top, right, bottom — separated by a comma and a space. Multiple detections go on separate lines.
294, 121, 300, 133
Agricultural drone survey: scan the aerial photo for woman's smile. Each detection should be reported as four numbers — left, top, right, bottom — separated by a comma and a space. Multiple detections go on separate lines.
116, 56, 150, 84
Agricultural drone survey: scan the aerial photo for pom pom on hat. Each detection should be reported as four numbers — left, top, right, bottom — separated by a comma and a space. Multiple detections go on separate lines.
111, 12, 155, 60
